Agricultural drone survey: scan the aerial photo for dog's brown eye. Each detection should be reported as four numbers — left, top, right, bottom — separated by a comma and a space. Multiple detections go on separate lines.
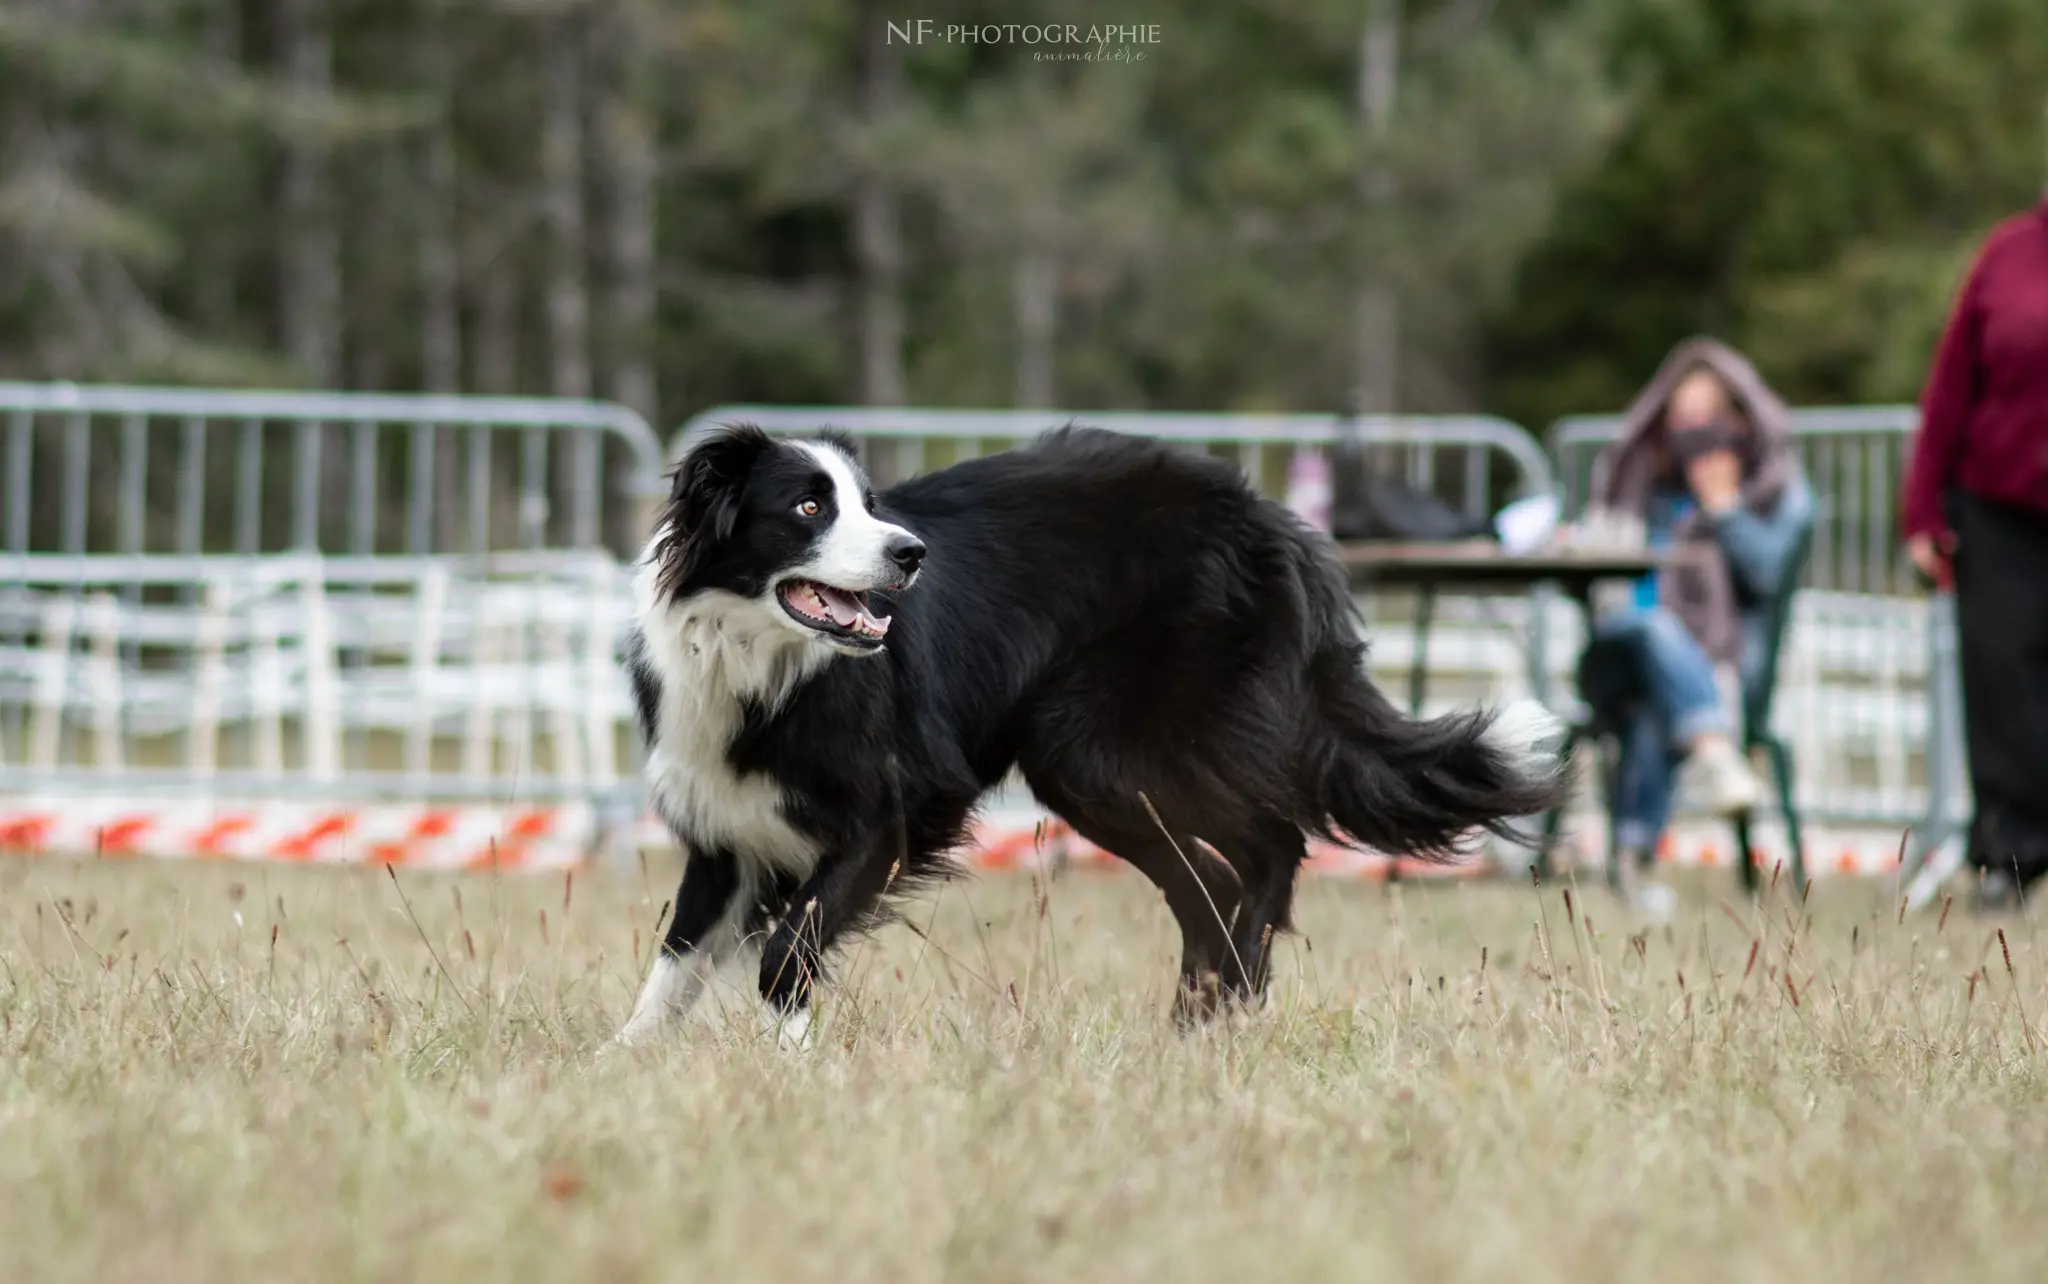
797, 498, 822, 518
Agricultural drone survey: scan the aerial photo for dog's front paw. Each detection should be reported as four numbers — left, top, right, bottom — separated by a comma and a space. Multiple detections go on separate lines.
760, 1002, 815, 1050
604, 1016, 665, 1056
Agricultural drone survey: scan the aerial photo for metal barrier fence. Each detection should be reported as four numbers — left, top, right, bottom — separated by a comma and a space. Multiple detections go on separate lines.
0, 399, 1556, 866
0, 383, 671, 861
0, 551, 637, 801
0, 547, 643, 865
1, 383, 668, 559
675, 406, 1557, 521
1550, 405, 1920, 595
0, 386, 1974, 877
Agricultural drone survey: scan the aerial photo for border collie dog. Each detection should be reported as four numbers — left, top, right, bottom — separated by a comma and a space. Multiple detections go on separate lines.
617, 424, 1566, 1046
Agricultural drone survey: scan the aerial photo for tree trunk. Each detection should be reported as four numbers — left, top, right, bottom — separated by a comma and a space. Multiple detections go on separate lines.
594, 0, 657, 425
541, 12, 591, 402
540, 9, 592, 545
198, 1, 243, 334
469, 265, 519, 551
1352, 0, 1401, 421
278, 0, 341, 387
592, 0, 659, 550
418, 61, 463, 552
1353, 288, 1398, 417
853, 0, 905, 408
473, 268, 518, 395
420, 116, 461, 393
1013, 247, 1057, 410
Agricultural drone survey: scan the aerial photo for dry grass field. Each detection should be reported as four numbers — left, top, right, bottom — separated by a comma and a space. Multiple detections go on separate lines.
3, 851, 2046, 1282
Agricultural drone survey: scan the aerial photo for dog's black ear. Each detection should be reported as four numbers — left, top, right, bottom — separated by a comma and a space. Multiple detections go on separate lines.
653, 424, 770, 598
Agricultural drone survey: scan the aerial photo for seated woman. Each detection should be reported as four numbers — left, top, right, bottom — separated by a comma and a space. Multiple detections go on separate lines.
1582, 337, 1815, 913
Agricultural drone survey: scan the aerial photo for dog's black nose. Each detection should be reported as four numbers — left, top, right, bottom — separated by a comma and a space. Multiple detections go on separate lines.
887, 533, 926, 575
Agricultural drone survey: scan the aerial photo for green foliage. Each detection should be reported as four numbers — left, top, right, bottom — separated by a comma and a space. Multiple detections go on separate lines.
1, 0, 2040, 429
1488, 0, 2048, 430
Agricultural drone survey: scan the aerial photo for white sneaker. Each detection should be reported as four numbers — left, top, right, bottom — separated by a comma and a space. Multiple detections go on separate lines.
1682, 738, 1763, 815
1633, 881, 1678, 924
1610, 850, 1678, 924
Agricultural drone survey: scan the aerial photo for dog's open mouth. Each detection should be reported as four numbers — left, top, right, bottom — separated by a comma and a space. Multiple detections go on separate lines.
778, 579, 891, 645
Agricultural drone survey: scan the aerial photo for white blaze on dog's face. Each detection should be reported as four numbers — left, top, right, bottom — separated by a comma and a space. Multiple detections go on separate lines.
789, 441, 919, 593
646, 426, 926, 657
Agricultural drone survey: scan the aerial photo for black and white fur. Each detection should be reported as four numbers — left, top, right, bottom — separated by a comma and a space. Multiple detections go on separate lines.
616, 424, 1567, 1046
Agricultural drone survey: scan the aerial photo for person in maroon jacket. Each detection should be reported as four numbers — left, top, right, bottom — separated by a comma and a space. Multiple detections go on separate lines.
1902, 194, 2048, 908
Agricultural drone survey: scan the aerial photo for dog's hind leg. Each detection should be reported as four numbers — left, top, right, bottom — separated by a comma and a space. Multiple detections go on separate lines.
1213, 816, 1307, 1008
1114, 821, 1244, 1026
616, 848, 742, 1047
1030, 784, 1244, 1025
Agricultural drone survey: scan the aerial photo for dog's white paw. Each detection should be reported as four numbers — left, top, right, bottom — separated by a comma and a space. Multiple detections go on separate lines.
611, 953, 703, 1051
761, 1002, 815, 1050
605, 1022, 660, 1055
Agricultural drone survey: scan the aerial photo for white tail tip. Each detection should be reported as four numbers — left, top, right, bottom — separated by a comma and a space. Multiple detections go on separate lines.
1484, 698, 1568, 778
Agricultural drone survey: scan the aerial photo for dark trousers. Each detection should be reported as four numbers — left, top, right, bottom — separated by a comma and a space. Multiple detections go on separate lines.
1951, 491, 2048, 883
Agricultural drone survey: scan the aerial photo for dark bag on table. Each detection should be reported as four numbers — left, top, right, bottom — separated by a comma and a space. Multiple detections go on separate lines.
1328, 462, 1496, 543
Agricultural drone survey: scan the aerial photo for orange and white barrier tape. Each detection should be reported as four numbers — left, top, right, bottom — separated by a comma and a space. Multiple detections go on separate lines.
630, 807, 1906, 879
1, 796, 1907, 879
956, 810, 1491, 880
963, 815, 1907, 879
0, 797, 589, 869
1558, 820, 1907, 878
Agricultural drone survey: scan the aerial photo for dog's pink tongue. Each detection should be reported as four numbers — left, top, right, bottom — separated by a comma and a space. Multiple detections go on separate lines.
817, 587, 863, 626
812, 585, 891, 637
816, 586, 892, 636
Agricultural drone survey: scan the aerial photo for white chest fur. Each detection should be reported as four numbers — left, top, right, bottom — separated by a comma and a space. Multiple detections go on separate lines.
633, 561, 829, 875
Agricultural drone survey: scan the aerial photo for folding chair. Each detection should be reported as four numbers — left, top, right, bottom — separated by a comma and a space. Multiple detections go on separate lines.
1539, 521, 1814, 895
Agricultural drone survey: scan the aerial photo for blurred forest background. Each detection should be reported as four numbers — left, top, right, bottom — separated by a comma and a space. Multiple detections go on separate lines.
2, 0, 2044, 435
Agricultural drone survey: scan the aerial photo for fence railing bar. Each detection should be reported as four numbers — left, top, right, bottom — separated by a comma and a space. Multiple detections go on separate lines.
570, 432, 598, 549
177, 416, 207, 557
466, 425, 491, 555
519, 428, 549, 549
407, 422, 435, 556
4, 410, 29, 555
293, 420, 321, 551
0, 550, 625, 585
29, 594, 75, 771
88, 592, 124, 773
3, 411, 29, 760
61, 412, 88, 555
679, 406, 1559, 509
235, 418, 263, 555
0, 382, 658, 435
0, 384, 667, 561
349, 421, 378, 556
118, 414, 147, 555
189, 579, 228, 777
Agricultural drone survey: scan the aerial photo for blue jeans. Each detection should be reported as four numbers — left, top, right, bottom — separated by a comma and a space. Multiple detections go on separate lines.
1586, 608, 1731, 854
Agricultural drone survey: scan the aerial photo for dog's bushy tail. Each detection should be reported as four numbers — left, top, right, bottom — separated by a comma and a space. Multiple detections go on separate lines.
1304, 647, 1570, 861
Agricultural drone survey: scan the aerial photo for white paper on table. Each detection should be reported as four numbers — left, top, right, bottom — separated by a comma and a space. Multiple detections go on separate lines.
1493, 493, 1560, 555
